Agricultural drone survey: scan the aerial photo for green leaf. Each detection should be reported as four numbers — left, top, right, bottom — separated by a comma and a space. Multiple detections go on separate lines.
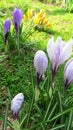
44, 96, 53, 120
12, 120, 21, 130
48, 101, 58, 120
20, 114, 28, 127
67, 110, 73, 130
49, 107, 73, 122
7, 120, 13, 129
50, 124, 65, 130
2, 103, 8, 130
35, 86, 40, 102
7, 87, 11, 103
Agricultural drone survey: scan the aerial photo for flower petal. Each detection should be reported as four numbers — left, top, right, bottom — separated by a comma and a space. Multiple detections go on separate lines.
64, 58, 73, 85
4, 19, 11, 34
56, 36, 65, 51
47, 36, 61, 71
11, 93, 24, 116
58, 39, 73, 67
47, 37, 56, 70
13, 8, 22, 26
34, 50, 48, 77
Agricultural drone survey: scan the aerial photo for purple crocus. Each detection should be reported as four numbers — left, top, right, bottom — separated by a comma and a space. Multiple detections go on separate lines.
13, 8, 22, 35
4, 19, 11, 43
64, 58, 73, 88
34, 50, 48, 84
47, 36, 73, 82
11, 93, 24, 119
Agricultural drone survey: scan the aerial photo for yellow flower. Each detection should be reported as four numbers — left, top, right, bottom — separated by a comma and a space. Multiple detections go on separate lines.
34, 16, 40, 25
27, 9, 33, 19
41, 13, 46, 23
37, 12, 43, 18
43, 18, 48, 24
37, 9, 44, 18
23, 15, 27, 21
46, 22, 52, 27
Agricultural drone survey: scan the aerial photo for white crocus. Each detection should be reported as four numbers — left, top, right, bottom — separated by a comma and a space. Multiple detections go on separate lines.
11, 93, 24, 118
64, 58, 73, 87
34, 50, 48, 84
47, 36, 73, 81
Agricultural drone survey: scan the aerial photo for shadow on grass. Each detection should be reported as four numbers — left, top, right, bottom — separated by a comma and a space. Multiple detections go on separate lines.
34, 26, 60, 35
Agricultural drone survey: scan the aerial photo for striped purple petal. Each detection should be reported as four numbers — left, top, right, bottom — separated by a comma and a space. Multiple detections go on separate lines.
4, 19, 11, 35
34, 50, 48, 84
13, 8, 22, 34
64, 58, 73, 87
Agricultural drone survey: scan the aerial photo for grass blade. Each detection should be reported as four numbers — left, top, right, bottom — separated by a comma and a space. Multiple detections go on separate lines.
50, 124, 65, 130
26, 67, 34, 128
2, 103, 8, 130
7, 87, 11, 103
67, 110, 73, 130
20, 114, 28, 127
49, 107, 73, 122
7, 120, 13, 129
58, 90, 63, 123
48, 101, 58, 120
44, 96, 53, 120
40, 123, 45, 130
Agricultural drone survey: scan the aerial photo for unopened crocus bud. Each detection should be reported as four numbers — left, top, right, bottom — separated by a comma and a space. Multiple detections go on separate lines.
4, 19, 11, 44
64, 58, 73, 88
11, 93, 24, 119
34, 50, 48, 84
13, 8, 22, 35
47, 36, 73, 82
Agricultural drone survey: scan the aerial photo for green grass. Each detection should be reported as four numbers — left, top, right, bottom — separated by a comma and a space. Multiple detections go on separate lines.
0, 0, 73, 130
28, 1, 73, 48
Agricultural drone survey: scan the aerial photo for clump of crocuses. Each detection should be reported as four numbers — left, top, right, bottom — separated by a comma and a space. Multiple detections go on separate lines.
4, 19, 11, 44
34, 37, 73, 89
3, 8, 23, 52
11, 93, 24, 119
47, 36, 73, 82
34, 50, 48, 84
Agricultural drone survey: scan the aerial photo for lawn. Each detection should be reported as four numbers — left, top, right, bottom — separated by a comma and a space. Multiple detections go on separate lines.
0, 0, 73, 130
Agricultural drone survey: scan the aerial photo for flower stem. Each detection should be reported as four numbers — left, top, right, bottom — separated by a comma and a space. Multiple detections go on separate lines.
5, 41, 8, 53
17, 27, 20, 51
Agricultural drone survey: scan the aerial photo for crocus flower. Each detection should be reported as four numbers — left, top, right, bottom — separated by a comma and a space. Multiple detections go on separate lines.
27, 9, 33, 19
13, 8, 22, 35
34, 16, 40, 25
23, 14, 27, 21
47, 36, 73, 82
34, 50, 48, 84
64, 58, 73, 88
46, 22, 51, 28
43, 18, 48, 24
11, 93, 24, 119
37, 10, 44, 18
4, 19, 11, 43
